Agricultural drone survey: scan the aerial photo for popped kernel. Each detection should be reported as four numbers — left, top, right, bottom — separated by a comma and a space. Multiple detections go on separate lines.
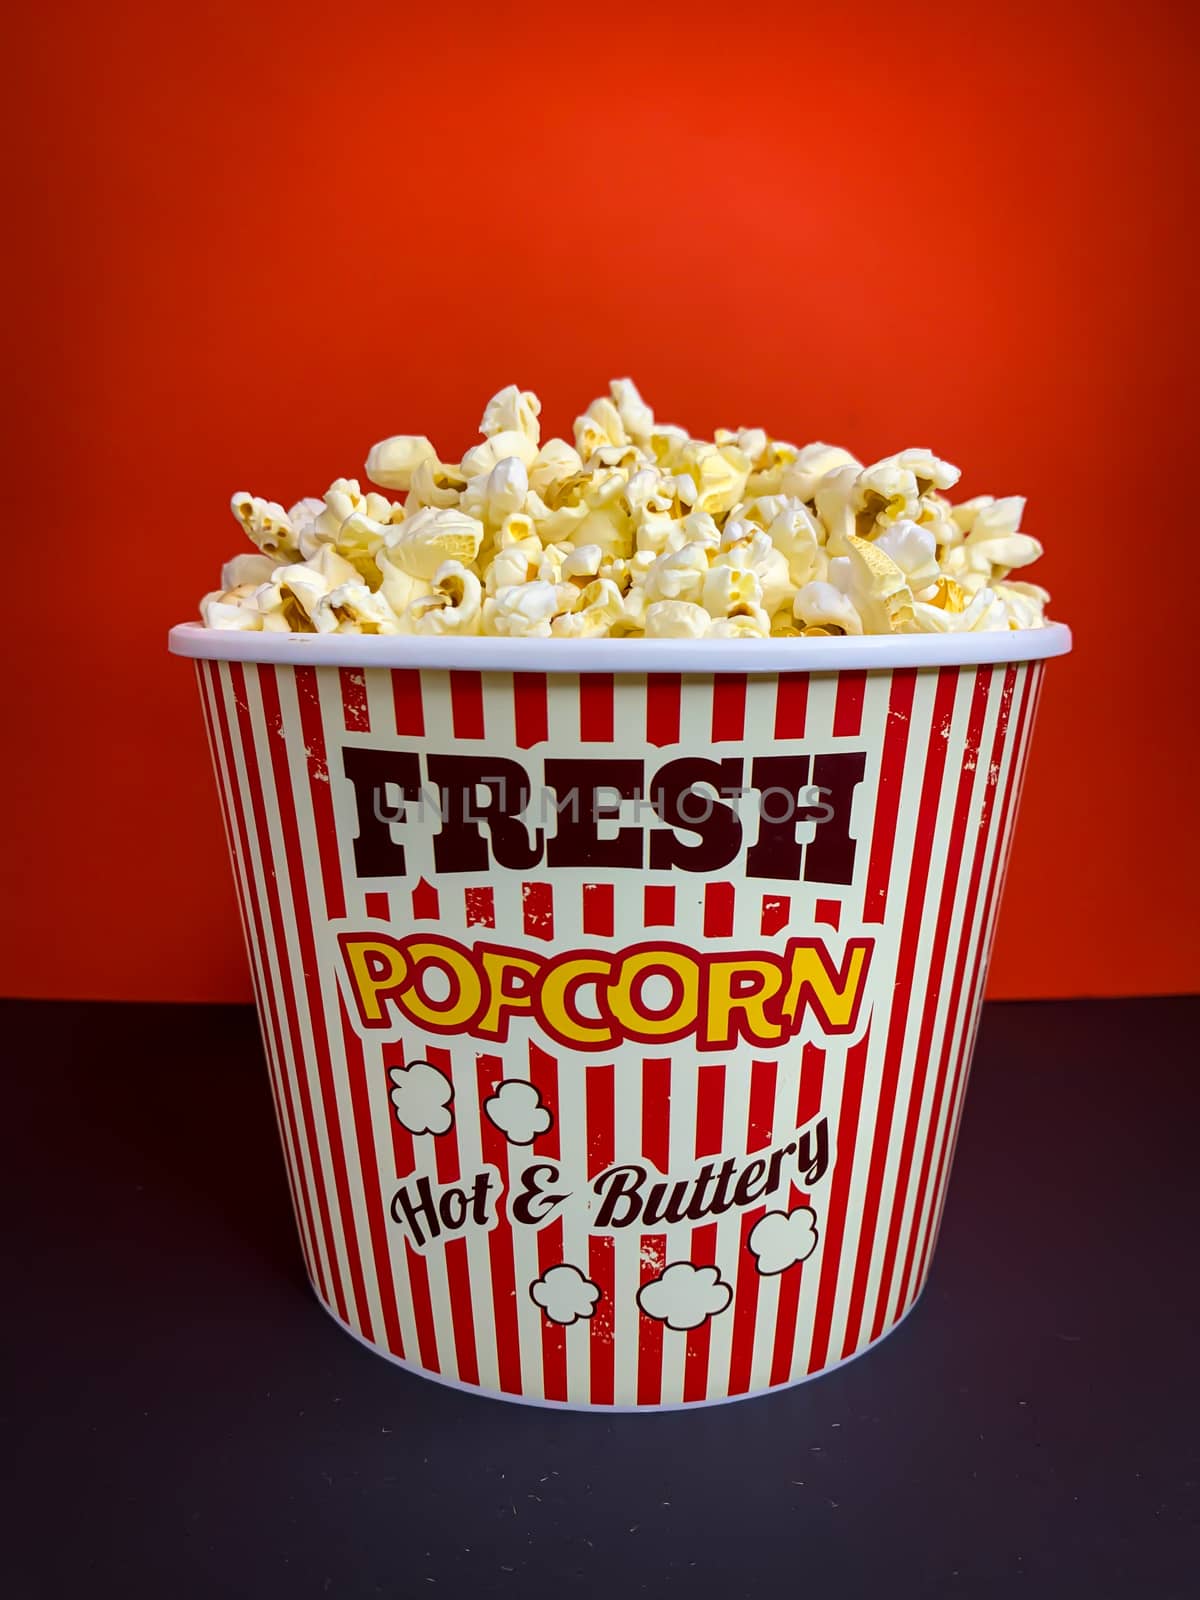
365, 434, 438, 492
482, 580, 573, 637
317, 582, 402, 635
207, 380, 1052, 639
382, 505, 484, 581
480, 385, 541, 446
230, 493, 299, 559
643, 600, 711, 639
460, 455, 529, 528
409, 561, 484, 636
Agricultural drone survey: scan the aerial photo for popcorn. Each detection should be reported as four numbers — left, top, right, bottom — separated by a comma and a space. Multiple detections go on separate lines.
482, 580, 572, 637
779, 443, 860, 502
793, 580, 864, 637
231, 493, 300, 559
528, 438, 584, 498
551, 578, 627, 637
461, 455, 529, 528
408, 561, 484, 635
701, 562, 763, 621
219, 552, 277, 593
200, 586, 262, 630
874, 518, 941, 593
365, 434, 438, 492
382, 505, 484, 581
610, 378, 655, 445
676, 441, 750, 518
574, 397, 628, 462
207, 382, 1052, 639
643, 600, 711, 639
252, 548, 360, 633
836, 535, 915, 633
407, 457, 468, 510
480, 385, 541, 446
316, 583, 402, 635
644, 542, 709, 606
461, 430, 538, 479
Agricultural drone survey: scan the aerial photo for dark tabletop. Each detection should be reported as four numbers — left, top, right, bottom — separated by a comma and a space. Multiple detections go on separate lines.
6, 996, 1198, 1599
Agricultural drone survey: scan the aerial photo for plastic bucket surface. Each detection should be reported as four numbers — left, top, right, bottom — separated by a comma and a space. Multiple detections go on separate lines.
171, 623, 1071, 1408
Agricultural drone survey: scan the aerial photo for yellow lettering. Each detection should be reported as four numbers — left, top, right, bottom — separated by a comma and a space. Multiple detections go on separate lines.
343, 938, 408, 1023
706, 957, 786, 1047
780, 940, 870, 1032
609, 947, 700, 1040
478, 948, 543, 1038
539, 954, 616, 1047
402, 938, 483, 1030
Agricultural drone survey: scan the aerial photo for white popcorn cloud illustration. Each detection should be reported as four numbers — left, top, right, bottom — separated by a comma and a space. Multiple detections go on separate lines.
387, 1059, 454, 1136
483, 1079, 553, 1146
747, 1207, 820, 1275
530, 1264, 601, 1326
636, 1262, 732, 1331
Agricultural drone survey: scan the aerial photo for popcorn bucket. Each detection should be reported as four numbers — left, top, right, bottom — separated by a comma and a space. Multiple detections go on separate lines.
170, 623, 1070, 1409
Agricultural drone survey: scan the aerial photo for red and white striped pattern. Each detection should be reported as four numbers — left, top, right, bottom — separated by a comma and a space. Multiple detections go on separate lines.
195, 658, 1044, 1408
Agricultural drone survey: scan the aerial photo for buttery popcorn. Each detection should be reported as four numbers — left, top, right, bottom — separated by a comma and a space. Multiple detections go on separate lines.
205, 380, 1052, 638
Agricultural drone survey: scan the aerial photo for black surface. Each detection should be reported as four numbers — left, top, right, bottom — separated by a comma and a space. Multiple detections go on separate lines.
6, 996, 1198, 1598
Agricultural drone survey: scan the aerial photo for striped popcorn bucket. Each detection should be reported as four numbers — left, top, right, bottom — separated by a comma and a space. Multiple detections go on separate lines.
170, 624, 1071, 1409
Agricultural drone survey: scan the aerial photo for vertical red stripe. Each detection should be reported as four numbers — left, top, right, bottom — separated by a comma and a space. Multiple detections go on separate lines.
833, 671, 866, 737
915, 664, 1041, 1289
292, 667, 346, 921
760, 895, 790, 936
242, 665, 368, 1328
450, 671, 485, 738
337, 998, 406, 1358
726, 1059, 778, 1395
582, 883, 614, 936
805, 1029, 871, 1372
579, 674, 614, 742
424, 1044, 479, 1386
339, 667, 370, 732
513, 673, 549, 748
839, 666, 961, 1361
262, 666, 378, 1333
411, 877, 440, 920
896, 666, 1019, 1313
392, 668, 425, 735
476, 1052, 523, 1394
684, 1063, 726, 1403
773, 674, 808, 739
199, 666, 325, 1300
219, 664, 344, 1315
703, 881, 735, 938
586, 1064, 616, 1405
646, 675, 681, 746
769, 1043, 826, 1386
635, 1057, 671, 1406
643, 885, 676, 926
863, 669, 916, 924
528, 1044, 567, 1402
404, 1239, 442, 1373
464, 885, 496, 927
869, 667, 993, 1342
383, 1040, 417, 1179
522, 881, 555, 940
710, 674, 747, 742
640, 1058, 672, 1173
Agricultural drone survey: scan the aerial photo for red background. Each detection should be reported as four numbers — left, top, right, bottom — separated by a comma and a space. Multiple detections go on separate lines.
4, 0, 1197, 1001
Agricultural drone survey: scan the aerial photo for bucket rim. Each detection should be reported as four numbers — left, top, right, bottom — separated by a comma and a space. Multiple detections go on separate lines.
169, 619, 1072, 674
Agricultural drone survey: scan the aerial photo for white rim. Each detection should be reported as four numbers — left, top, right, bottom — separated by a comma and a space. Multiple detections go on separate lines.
168, 620, 1072, 673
